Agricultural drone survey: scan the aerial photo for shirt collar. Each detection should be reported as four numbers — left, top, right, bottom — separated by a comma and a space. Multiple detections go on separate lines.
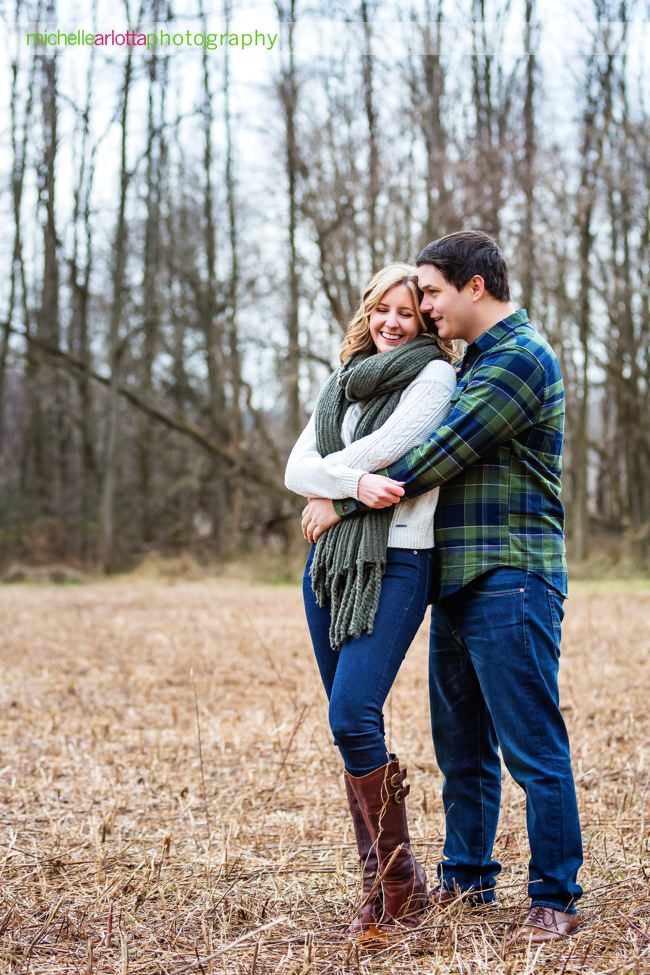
463, 308, 530, 365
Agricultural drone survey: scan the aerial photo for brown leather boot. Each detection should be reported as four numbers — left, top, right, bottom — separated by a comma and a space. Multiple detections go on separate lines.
344, 774, 381, 935
346, 759, 428, 937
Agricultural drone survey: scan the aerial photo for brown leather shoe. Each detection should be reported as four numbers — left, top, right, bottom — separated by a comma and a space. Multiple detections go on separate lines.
344, 774, 381, 935
346, 759, 428, 936
508, 905, 581, 945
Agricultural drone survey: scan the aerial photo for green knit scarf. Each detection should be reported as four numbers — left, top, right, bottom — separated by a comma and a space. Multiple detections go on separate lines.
310, 335, 445, 650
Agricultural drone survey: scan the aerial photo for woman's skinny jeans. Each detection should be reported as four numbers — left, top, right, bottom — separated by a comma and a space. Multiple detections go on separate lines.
302, 545, 434, 776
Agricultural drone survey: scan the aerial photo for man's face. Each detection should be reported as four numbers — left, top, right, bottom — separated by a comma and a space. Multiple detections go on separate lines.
417, 264, 476, 342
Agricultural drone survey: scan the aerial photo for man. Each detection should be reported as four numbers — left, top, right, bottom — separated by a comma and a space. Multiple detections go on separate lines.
302, 230, 583, 944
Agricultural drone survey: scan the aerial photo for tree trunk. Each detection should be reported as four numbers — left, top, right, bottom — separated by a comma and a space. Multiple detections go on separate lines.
223, 0, 244, 553
520, 0, 537, 316
360, 0, 379, 268
138, 34, 164, 547
571, 42, 614, 561
69, 42, 97, 562
276, 0, 301, 438
99, 47, 133, 572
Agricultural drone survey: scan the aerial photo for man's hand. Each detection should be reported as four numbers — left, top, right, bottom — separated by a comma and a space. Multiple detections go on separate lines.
357, 473, 405, 509
301, 498, 341, 543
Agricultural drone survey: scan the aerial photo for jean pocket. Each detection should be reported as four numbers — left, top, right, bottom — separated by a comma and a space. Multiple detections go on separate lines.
546, 588, 565, 633
468, 567, 527, 596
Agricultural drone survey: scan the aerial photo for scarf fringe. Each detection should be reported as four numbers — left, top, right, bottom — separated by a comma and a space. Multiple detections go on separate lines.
312, 556, 385, 651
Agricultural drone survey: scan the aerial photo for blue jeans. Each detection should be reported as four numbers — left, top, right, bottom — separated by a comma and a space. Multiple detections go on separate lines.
303, 546, 434, 776
429, 568, 583, 912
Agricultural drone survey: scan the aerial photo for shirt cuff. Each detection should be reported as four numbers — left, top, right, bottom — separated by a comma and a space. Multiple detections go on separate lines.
333, 497, 365, 518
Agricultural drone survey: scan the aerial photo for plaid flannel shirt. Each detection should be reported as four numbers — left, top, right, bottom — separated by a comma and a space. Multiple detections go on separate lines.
333, 309, 568, 598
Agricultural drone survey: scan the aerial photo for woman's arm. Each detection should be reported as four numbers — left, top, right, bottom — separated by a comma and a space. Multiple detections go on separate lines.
284, 414, 362, 499
322, 359, 457, 473
284, 359, 456, 500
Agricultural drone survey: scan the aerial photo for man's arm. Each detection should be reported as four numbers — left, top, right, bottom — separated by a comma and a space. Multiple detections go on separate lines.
334, 347, 546, 518
286, 362, 455, 500
323, 361, 455, 472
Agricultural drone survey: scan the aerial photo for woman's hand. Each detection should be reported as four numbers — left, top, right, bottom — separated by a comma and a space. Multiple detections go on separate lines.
357, 473, 405, 509
301, 499, 341, 543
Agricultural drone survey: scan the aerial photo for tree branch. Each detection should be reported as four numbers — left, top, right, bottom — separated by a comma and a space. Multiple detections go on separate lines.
3, 324, 287, 498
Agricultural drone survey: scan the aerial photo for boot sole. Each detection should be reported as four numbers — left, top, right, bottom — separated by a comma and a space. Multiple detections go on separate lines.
506, 922, 581, 947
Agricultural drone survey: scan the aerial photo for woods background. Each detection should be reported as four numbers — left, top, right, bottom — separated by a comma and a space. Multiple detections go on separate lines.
1, 0, 649, 574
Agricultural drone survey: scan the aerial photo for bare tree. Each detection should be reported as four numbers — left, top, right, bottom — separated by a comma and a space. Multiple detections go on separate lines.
99, 24, 134, 571
360, 0, 380, 268
68, 28, 99, 561
137, 12, 165, 546
469, 0, 514, 238
518, 0, 538, 315
275, 0, 302, 438
22, 6, 64, 523
570, 24, 615, 560
217, 0, 243, 551
1, 0, 37, 444
406, 0, 456, 239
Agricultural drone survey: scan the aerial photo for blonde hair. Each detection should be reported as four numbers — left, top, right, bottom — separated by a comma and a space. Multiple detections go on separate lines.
339, 263, 458, 364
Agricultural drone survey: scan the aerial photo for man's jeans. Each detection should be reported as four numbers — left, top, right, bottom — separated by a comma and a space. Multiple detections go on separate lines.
429, 567, 583, 912
303, 546, 434, 776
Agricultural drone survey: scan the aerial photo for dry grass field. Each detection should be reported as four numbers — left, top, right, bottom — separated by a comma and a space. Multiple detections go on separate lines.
0, 573, 648, 974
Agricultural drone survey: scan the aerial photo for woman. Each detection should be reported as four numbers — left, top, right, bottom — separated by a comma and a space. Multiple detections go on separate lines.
284, 264, 457, 940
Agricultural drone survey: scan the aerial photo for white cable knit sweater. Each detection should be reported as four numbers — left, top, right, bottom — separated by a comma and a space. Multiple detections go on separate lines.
284, 358, 457, 549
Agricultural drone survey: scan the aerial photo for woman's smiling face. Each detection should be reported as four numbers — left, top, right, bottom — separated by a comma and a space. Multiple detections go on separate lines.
368, 283, 422, 353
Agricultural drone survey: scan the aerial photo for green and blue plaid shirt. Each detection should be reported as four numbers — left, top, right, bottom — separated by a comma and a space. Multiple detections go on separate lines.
334, 309, 568, 598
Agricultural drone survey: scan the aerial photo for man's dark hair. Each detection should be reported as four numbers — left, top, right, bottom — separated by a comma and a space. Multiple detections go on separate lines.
416, 230, 511, 301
